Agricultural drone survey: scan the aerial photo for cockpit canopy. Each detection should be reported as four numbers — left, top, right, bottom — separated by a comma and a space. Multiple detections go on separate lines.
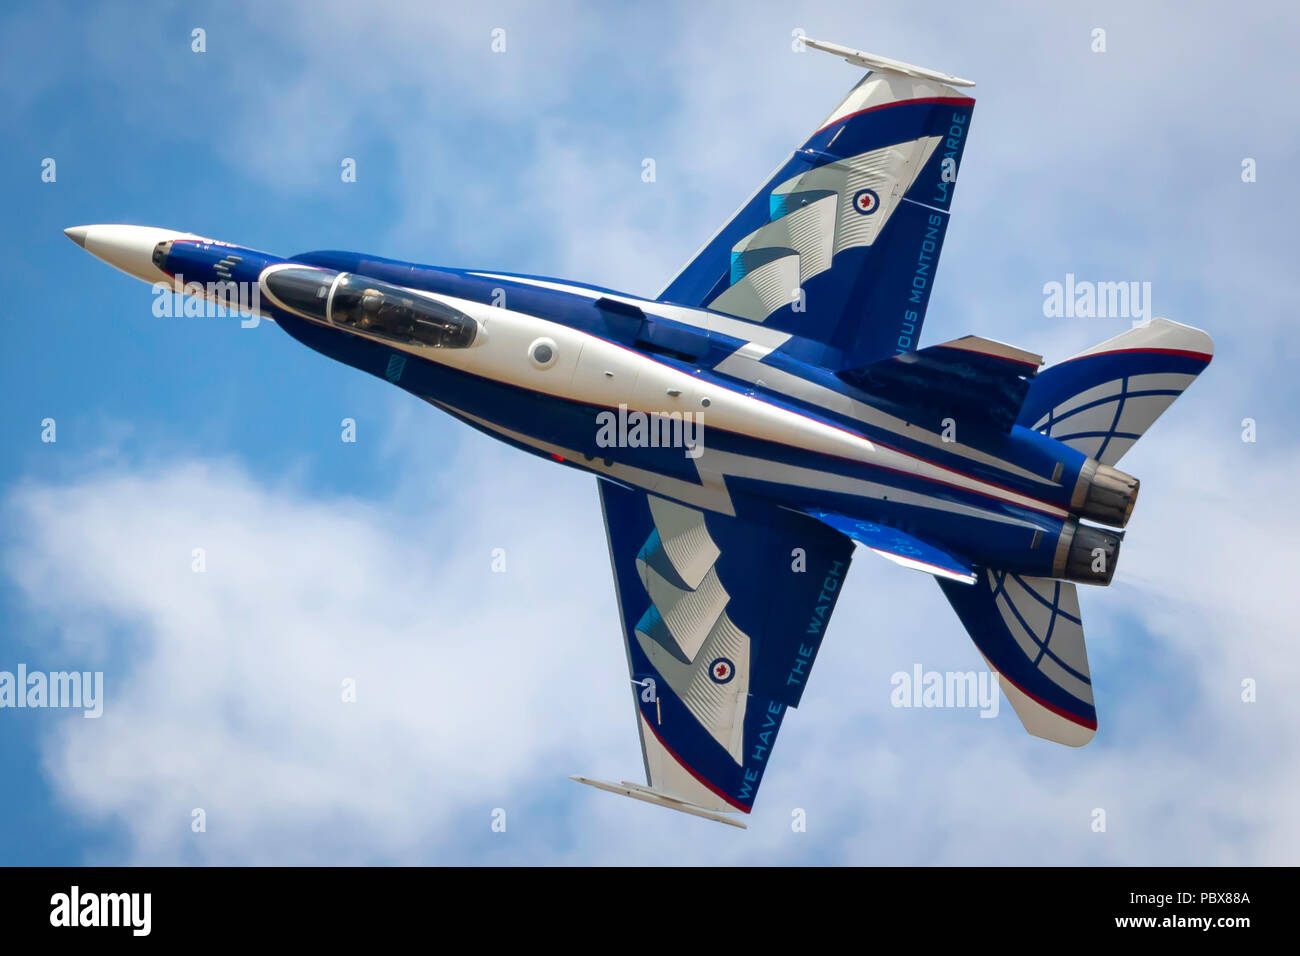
330, 273, 477, 349
264, 266, 333, 319
263, 267, 477, 349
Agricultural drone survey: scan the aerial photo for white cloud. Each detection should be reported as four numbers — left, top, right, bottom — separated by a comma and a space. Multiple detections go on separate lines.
6, 389, 1299, 864
6, 438, 629, 863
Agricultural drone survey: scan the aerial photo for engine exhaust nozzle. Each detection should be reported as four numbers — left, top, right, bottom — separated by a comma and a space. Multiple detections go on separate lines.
1053, 519, 1121, 586
1072, 459, 1139, 528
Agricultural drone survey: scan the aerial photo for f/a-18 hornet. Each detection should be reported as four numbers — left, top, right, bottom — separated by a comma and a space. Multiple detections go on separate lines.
67, 39, 1212, 828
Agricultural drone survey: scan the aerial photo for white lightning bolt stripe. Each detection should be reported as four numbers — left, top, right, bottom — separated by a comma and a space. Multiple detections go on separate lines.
430, 399, 1045, 530
415, 303, 1067, 520
466, 272, 1055, 487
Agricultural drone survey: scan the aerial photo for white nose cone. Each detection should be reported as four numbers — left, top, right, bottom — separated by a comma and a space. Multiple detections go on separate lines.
63, 224, 204, 285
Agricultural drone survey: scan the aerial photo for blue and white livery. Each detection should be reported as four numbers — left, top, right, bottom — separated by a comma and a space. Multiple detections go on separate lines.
64, 39, 1212, 829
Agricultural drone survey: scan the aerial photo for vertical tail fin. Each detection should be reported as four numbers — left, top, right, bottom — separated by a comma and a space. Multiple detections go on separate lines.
939, 571, 1096, 746
1016, 319, 1213, 465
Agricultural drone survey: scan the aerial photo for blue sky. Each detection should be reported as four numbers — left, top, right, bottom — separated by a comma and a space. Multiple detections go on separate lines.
2, 0, 1298, 864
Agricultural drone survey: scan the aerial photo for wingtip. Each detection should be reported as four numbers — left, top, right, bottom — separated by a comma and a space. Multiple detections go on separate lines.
571, 775, 749, 828
801, 36, 976, 87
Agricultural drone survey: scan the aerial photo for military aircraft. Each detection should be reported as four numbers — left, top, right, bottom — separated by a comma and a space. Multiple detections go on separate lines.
66, 39, 1212, 828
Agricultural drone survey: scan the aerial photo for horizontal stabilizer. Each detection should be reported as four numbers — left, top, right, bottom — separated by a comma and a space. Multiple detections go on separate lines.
914, 335, 1043, 374
570, 776, 747, 829
804, 508, 976, 584
837, 335, 1042, 433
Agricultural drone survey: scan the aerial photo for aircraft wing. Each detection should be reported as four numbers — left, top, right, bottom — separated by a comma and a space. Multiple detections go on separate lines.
658, 40, 976, 370
579, 480, 854, 822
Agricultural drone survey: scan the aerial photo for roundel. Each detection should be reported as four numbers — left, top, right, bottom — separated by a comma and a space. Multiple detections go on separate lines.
708, 657, 735, 684
852, 188, 880, 215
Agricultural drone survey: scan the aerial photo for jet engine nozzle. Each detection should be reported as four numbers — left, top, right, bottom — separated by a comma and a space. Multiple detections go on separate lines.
1072, 459, 1139, 528
1053, 519, 1121, 586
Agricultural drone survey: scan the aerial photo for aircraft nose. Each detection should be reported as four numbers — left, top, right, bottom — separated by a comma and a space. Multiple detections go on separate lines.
63, 224, 202, 284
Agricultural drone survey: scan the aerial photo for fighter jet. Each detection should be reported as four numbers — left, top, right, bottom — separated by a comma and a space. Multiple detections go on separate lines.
66, 40, 1212, 828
